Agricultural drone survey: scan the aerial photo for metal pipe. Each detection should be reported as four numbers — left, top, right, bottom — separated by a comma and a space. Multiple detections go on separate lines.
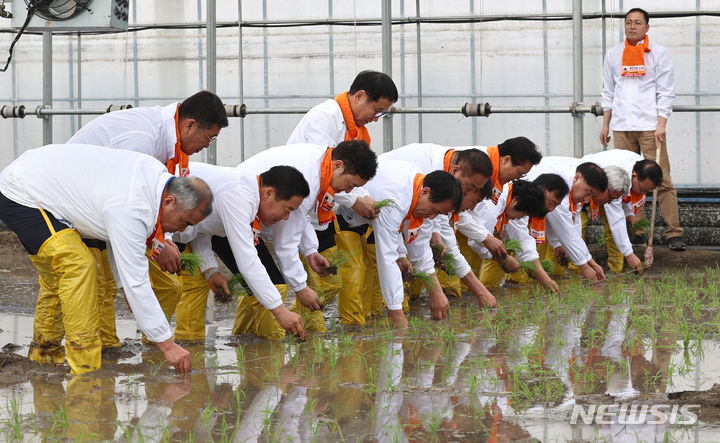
132, 0, 139, 108
206, 0, 217, 165
399, 0, 406, 146
416, 0, 422, 142
238, 0, 245, 161
5, 103, 719, 118
381, 0, 393, 152
572, 0, 584, 157
542, 0, 551, 155
695, 0, 701, 185
77, 33, 83, 128
42, 31, 52, 145
469, 0, 476, 145
68, 36, 75, 135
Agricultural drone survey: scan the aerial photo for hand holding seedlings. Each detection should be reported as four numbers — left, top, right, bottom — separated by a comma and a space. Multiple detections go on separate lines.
306, 252, 331, 276
215, 272, 251, 304
320, 250, 350, 275
157, 240, 182, 273
353, 195, 380, 219
179, 252, 204, 276
432, 244, 457, 276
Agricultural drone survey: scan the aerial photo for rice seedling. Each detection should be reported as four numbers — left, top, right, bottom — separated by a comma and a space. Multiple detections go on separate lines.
322, 249, 351, 275
180, 252, 204, 276
503, 239, 522, 255
431, 244, 457, 276
410, 271, 436, 290
4, 396, 23, 441
632, 216, 650, 232
374, 198, 398, 210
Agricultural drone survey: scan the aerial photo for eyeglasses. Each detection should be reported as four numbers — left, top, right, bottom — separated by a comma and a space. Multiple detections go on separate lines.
204, 132, 218, 146
373, 110, 390, 118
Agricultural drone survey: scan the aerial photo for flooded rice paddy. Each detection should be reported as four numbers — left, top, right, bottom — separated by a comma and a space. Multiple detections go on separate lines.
3, 256, 720, 441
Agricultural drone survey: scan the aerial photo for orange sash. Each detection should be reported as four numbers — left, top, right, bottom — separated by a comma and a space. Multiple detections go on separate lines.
622, 190, 646, 215
443, 149, 460, 232
316, 148, 336, 225
494, 183, 513, 236
621, 37, 651, 77
589, 198, 600, 221
252, 176, 263, 245
146, 178, 173, 259
334, 92, 371, 145
568, 186, 579, 223
528, 216, 546, 244
400, 173, 426, 243
165, 104, 190, 177
486, 146, 503, 204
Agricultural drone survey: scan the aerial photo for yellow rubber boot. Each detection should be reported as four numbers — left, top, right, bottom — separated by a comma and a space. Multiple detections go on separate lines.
294, 249, 341, 331
28, 254, 66, 365
88, 247, 121, 349
334, 229, 367, 326
505, 267, 532, 285
254, 285, 288, 340
437, 269, 462, 298
232, 293, 257, 335
457, 233, 483, 293
175, 268, 211, 342
142, 251, 183, 343
600, 207, 625, 273
361, 242, 384, 319
30, 229, 102, 375
478, 258, 505, 291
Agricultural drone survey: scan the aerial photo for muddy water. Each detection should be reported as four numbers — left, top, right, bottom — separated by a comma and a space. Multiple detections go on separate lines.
2, 272, 720, 441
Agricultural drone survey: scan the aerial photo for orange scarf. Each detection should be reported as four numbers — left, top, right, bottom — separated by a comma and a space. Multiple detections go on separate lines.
316, 148, 336, 225
486, 145, 503, 204
443, 149, 460, 232
252, 176, 263, 245
622, 190, 647, 215
621, 36, 651, 77
528, 216, 546, 244
335, 92, 371, 145
146, 178, 173, 259
494, 183, 513, 236
165, 105, 190, 177
400, 173, 426, 243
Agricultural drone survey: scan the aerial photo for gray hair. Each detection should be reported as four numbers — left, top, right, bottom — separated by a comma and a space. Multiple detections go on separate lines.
603, 165, 630, 195
167, 176, 213, 216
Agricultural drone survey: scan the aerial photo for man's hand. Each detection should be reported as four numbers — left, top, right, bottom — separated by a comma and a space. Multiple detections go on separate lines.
626, 253, 643, 274
157, 240, 181, 273
271, 305, 306, 339
655, 117, 667, 145
160, 374, 192, 405
588, 259, 606, 280
306, 252, 330, 276
389, 309, 409, 329
294, 287, 322, 311
430, 232, 446, 255
396, 257, 413, 275
600, 125, 611, 146
579, 263, 600, 282
537, 272, 560, 293
484, 235, 507, 259
429, 282, 449, 320
498, 255, 520, 273
475, 285, 497, 308
206, 271, 230, 294
352, 196, 379, 219
156, 338, 191, 373
554, 246, 569, 267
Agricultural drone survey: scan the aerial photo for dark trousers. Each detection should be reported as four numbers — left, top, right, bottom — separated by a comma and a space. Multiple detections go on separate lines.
0, 191, 69, 255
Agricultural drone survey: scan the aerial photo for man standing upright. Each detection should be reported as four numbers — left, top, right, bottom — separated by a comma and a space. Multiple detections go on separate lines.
600, 7, 685, 250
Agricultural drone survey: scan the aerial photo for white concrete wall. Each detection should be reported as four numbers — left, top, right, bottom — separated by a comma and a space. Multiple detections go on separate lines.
0, 0, 718, 186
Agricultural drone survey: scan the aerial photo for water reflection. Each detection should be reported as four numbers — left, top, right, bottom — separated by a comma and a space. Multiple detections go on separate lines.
1, 274, 720, 441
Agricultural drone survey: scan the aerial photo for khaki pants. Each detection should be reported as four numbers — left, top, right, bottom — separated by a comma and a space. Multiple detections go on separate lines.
613, 130, 683, 240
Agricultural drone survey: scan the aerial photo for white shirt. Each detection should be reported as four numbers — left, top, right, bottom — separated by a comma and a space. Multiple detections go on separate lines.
582, 149, 645, 257
381, 143, 478, 278
68, 103, 179, 163
0, 144, 174, 342
172, 162, 284, 310
237, 144, 327, 292
602, 38, 675, 131
286, 98, 366, 211
341, 158, 434, 311
466, 185, 511, 259
525, 156, 593, 266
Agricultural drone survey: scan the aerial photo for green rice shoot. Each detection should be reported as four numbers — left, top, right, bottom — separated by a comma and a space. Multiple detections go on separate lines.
504, 239, 523, 255
519, 261, 536, 273
411, 271, 436, 290
374, 198, 398, 210
228, 273, 253, 297
180, 252, 204, 276
540, 259, 555, 274
519, 259, 555, 275
632, 217, 651, 231
327, 249, 351, 268
441, 253, 457, 276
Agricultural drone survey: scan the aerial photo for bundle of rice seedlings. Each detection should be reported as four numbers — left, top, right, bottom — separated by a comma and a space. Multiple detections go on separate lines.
504, 239, 523, 255
374, 198, 398, 210
431, 244, 456, 276
540, 259, 555, 274
180, 252, 204, 276
411, 271, 436, 290
519, 261, 536, 273
323, 250, 351, 275
228, 273, 253, 297
632, 217, 650, 231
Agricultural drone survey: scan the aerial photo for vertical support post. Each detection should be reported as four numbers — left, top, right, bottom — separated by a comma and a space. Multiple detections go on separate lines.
132, 0, 139, 107
542, 0, 551, 155
469, 0, 477, 145
600, 0, 606, 150
68, 36, 75, 135
262, 0, 270, 150
238, 0, 245, 161
572, 0, 584, 157
415, 0, 422, 142
206, 0, 217, 165
77, 33, 83, 128
381, 0, 393, 152
695, 0, 701, 184
399, 0, 406, 146
328, 0, 335, 96
43, 31, 52, 146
